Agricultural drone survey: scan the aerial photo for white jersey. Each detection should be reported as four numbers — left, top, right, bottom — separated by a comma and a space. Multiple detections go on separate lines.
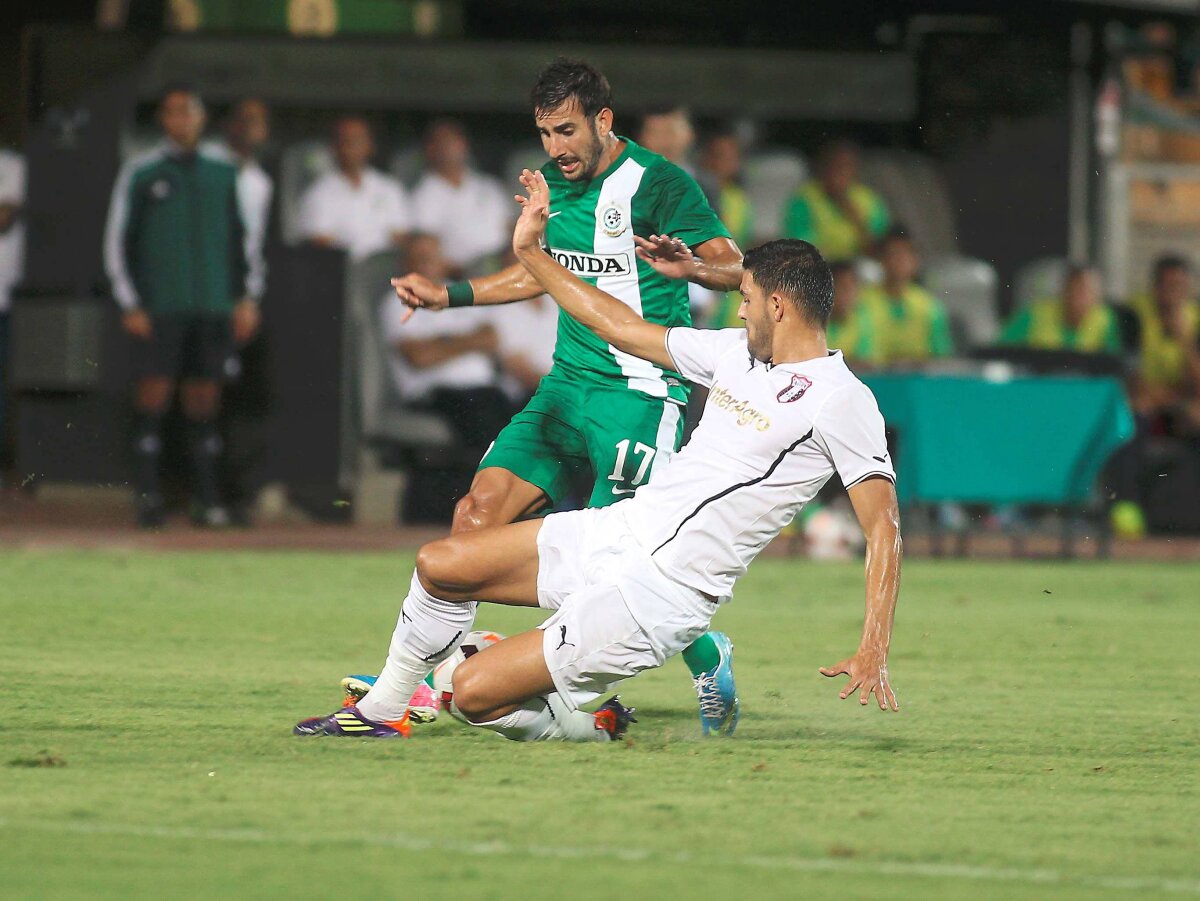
619, 327, 894, 598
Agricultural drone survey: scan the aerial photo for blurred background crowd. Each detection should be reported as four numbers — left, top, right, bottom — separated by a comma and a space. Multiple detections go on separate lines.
2, 0, 1199, 553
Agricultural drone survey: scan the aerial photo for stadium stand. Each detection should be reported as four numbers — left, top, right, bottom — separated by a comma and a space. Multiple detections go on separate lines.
923, 255, 1001, 349
742, 148, 807, 242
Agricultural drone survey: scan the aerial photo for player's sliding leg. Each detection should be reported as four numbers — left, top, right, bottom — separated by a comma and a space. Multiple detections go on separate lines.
295, 520, 544, 737
331, 467, 550, 720
451, 628, 635, 742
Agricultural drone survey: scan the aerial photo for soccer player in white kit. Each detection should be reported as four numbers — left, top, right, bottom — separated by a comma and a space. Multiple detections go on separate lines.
296, 170, 901, 741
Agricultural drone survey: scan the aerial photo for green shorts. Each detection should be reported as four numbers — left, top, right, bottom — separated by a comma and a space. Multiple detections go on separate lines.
479, 370, 687, 509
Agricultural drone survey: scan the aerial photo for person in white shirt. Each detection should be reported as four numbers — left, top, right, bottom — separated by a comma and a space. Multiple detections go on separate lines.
297, 116, 409, 261
208, 98, 273, 300
380, 233, 513, 445
0, 147, 25, 456
296, 170, 902, 743
410, 119, 511, 280
494, 292, 558, 406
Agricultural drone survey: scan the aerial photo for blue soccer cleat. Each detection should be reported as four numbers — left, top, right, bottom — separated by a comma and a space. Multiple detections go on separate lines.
693, 631, 740, 736
294, 704, 411, 738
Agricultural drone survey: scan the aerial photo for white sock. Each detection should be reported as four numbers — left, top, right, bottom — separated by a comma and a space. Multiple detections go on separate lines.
467, 694, 609, 742
357, 571, 476, 723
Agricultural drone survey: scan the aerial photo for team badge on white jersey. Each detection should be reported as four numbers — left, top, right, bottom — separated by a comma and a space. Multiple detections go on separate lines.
776, 374, 812, 403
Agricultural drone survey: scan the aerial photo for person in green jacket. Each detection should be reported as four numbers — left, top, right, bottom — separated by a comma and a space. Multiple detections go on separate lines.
1000, 264, 1122, 354
858, 229, 954, 366
103, 84, 260, 528
784, 140, 889, 262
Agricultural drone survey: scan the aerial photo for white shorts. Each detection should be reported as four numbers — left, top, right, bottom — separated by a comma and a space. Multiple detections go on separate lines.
536, 507, 714, 710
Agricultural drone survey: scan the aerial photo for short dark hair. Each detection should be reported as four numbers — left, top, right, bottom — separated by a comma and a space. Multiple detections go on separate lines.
742, 239, 834, 327
530, 58, 613, 119
159, 82, 201, 108
1153, 253, 1191, 283
1064, 262, 1096, 283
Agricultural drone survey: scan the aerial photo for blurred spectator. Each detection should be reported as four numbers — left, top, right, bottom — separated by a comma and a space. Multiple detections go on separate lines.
411, 119, 511, 280
1108, 254, 1200, 539
298, 116, 409, 260
1000, 264, 1122, 354
380, 233, 512, 444
0, 145, 24, 466
637, 106, 695, 172
104, 84, 259, 527
858, 229, 953, 366
826, 261, 881, 366
1129, 255, 1200, 423
697, 130, 754, 328
784, 140, 889, 262
494, 294, 558, 407
207, 98, 273, 299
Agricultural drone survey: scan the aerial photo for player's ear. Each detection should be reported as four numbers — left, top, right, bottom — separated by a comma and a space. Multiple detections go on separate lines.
771, 293, 786, 322
595, 107, 614, 135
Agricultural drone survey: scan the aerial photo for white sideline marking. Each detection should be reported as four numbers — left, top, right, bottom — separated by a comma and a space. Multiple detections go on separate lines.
1, 818, 1198, 895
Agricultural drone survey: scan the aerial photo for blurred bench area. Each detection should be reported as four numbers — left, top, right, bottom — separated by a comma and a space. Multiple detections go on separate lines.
2, 2, 1200, 550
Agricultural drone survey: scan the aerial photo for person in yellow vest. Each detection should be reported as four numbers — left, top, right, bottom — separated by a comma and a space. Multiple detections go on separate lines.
1000, 264, 1122, 353
784, 140, 889, 262
697, 130, 755, 328
1108, 254, 1200, 539
858, 230, 954, 366
827, 261, 882, 366
1130, 255, 1200, 420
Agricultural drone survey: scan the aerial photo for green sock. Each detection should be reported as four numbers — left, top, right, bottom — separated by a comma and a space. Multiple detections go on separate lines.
681, 632, 721, 676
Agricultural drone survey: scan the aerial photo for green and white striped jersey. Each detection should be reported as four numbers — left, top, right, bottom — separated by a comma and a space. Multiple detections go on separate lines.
540, 138, 730, 404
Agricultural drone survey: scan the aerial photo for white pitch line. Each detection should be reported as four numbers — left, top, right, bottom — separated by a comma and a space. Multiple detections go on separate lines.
1, 818, 1198, 896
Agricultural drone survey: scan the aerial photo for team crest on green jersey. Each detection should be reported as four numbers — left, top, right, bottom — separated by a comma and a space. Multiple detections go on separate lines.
600, 202, 627, 237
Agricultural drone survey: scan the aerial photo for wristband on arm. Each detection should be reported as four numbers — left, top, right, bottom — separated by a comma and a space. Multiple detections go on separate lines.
446, 281, 475, 307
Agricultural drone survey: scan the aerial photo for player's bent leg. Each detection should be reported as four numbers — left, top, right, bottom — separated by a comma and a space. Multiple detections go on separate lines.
453, 630, 634, 742
451, 467, 549, 535
416, 518, 544, 604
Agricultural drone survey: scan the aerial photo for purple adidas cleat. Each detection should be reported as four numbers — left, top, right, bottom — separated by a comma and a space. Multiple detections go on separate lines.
293, 704, 411, 738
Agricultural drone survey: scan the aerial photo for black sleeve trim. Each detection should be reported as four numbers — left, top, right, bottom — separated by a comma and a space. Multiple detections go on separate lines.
843, 470, 897, 489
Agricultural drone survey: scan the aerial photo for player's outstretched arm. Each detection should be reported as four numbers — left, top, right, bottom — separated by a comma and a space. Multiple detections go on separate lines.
512, 169, 674, 371
821, 475, 902, 711
389, 261, 544, 324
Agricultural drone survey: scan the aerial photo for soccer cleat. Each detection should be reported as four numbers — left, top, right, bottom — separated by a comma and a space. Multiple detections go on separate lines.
340, 675, 440, 724
293, 704, 411, 738
694, 631, 740, 736
593, 695, 637, 740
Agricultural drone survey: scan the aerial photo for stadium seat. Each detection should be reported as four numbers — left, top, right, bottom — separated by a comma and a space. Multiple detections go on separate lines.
278, 140, 335, 245
1013, 257, 1067, 309
923, 254, 1001, 350
389, 144, 426, 187
346, 251, 455, 458
860, 150, 958, 259
855, 256, 884, 286
743, 149, 808, 242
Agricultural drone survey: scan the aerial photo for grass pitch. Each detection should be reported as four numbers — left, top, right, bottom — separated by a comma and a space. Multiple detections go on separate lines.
0, 550, 1197, 900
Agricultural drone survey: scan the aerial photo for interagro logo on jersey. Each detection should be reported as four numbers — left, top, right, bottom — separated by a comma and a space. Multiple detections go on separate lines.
776, 374, 812, 403
709, 384, 772, 431
547, 248, 632, 277
600, 202, 627, 237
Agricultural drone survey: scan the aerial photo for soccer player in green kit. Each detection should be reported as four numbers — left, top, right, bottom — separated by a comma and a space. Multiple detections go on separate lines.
386, 58, 746, 734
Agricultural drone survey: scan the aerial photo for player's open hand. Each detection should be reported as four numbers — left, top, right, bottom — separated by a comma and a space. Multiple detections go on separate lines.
820, 649, 899, 711
513, 169, 550, 255
390, 273, 449, 324
121, 309, 153, 340
633, 234, 699, 281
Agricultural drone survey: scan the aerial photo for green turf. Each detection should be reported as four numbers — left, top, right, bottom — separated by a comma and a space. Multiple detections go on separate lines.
1, 550, 1197, 900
